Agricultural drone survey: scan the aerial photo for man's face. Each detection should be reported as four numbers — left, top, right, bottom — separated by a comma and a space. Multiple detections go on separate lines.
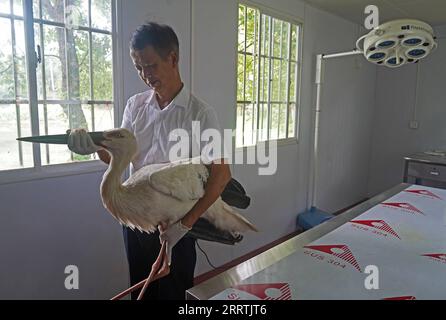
130, 46, 178, 95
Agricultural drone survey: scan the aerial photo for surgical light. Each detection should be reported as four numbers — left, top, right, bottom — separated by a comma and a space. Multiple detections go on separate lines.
356, 19, 437, 68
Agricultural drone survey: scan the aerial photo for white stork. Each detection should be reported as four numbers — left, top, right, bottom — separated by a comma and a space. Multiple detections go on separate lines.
98, 128, 257, 235
17, 127, 257, 299
97, 128, 257, 300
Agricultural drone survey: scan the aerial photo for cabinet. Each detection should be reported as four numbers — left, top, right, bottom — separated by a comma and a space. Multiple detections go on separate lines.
403, 152, 446, 189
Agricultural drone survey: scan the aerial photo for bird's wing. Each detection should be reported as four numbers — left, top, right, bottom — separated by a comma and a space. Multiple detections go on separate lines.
124, 160, 210, 201
149, 162, 210, 201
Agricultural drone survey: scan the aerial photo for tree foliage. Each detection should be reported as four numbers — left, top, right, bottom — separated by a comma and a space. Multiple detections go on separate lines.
237, 4, 298, 145
0, 0, 112, 127
0, 0, 113, 165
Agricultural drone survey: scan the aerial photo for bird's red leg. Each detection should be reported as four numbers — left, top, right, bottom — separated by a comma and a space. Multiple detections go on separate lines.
137, 241, 170, 300
110, 241, 170, 300
110, 278, 147, 300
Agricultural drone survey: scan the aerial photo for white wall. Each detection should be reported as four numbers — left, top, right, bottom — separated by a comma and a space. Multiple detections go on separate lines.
0, 171, 128, 299
367, 25, 446, 197
306, 9, 376, 213
191, 0, 377, 273
0, 0, 375, 299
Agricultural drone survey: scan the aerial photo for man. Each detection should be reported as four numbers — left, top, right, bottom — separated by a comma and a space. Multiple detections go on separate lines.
68, 22, 231, 299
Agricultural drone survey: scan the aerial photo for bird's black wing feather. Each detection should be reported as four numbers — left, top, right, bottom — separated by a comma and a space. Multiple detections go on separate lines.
221, 178, 251, 209
186, 218, 243, 245
187, 178, 251, 245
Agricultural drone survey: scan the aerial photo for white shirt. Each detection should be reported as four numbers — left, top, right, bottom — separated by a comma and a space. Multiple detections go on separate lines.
121, 86, 224, 173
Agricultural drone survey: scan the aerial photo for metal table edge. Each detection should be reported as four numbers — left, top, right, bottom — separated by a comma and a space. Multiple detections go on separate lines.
186, 183, 411, 300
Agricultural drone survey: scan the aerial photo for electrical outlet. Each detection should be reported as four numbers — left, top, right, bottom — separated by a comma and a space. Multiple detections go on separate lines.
409, 120, 419, 129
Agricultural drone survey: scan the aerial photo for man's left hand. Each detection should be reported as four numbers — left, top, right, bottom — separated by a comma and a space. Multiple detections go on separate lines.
159, 221, 192, 265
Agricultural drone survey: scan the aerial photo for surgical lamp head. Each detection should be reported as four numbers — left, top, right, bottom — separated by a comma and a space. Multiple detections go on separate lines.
356, 19, 438, 68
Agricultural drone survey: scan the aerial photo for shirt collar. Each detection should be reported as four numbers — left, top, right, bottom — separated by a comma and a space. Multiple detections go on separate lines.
144, 85, 190, 111
170, 84, 190, 109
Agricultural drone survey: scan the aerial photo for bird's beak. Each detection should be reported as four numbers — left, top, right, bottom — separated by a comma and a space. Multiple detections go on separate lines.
16, 131, 107, 146
96, 133, 112, 149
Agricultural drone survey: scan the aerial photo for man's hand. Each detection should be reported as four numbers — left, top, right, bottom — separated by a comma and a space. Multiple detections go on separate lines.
67, 128, 103, 155
159, 221, 192, 266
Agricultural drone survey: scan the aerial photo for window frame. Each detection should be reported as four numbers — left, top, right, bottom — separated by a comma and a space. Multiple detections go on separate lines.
235, 0, 303, 150
0, 0, 124, 185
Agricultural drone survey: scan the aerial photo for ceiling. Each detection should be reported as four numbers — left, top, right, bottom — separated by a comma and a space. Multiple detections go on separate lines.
303, 0, 446, 27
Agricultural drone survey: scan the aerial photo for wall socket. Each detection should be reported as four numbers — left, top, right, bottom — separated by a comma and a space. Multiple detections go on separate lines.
409, 120, 419, 129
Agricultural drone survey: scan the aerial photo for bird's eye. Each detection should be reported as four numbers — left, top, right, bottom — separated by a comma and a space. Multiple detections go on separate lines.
110, 132, 124, 138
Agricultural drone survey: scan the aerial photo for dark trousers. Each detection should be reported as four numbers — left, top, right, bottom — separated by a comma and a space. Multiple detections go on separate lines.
122, 226, 197, 300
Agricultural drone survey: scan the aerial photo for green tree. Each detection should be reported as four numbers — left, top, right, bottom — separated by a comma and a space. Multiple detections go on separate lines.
0, 0, 113, 165
43, 0, 87, 129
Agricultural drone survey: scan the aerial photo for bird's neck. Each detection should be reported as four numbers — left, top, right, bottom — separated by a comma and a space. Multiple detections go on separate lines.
100, 153, 130, 214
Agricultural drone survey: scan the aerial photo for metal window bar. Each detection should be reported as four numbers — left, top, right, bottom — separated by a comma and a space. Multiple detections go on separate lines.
88, 0, 94, 124
37, 0, 51, 164
277, 20, 283, 139
238, 50, 298, 63
44, 99, 112, 104
0, 99, 113, 104
255, 10, 262, 145
251, 8, 257, 146
297, 26, 301, 65
266, 16, 273, 141
0, 99, 29, 104
237, 100, 290, 104
292, 25, 301, 138
0, 12, 23, 20
10, 0, 24, 166
261, 14, 267, 141
61, 1, 75, 161
111, 0, 118, 130
23, 0, 41, 167
285, 22, 292, 138
33, 17, 111, 35
242, 5, 247, 146
89, 0, 95, 133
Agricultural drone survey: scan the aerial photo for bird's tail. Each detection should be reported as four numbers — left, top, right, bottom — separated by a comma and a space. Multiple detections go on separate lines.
205, 198, 258, 233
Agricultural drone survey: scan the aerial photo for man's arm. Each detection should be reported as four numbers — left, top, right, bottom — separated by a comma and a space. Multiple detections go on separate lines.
180, 160, 232, 228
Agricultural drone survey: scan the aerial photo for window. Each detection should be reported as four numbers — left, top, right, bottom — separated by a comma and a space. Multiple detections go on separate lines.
0, 0, 115, 172
236, 3, 301, 148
